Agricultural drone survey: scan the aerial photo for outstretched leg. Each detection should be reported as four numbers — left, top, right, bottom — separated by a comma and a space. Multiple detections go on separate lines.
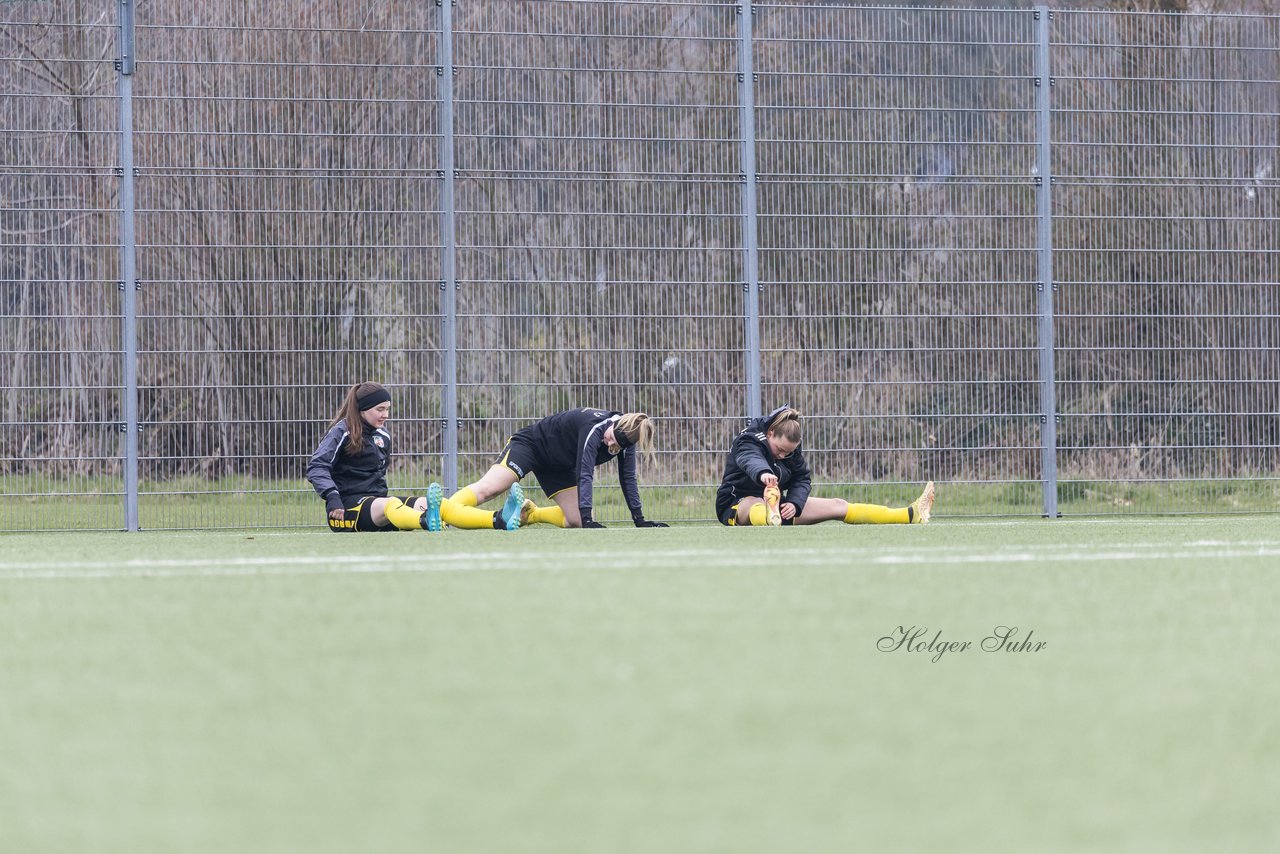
793, 496, 855, 525
523, 497, 566, 527
454, 464, 519, 506
378, 496, 427, 530
801, 481, 934, 525
374, 496, 412, 528
444, 468, 527, 530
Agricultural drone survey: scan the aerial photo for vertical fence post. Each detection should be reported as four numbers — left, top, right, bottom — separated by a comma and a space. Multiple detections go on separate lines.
738, 1, 762, 421
117, 0, 140, 531
438, 0, 459, 493
1034, 5, 1059, 518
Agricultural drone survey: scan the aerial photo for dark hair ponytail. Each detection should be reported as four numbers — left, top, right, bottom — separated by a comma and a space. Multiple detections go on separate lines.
331, 382, 388, 453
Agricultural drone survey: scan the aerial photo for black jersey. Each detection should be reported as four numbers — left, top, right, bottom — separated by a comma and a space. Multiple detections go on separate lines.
306, 421, 392, 510
514, 408, 642, 516
715, 406, 812, 519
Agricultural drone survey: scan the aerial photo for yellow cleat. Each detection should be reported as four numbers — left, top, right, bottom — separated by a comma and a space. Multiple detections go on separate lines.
520, 498, 537, 526
763, 485, 782, 527
911, 481, 935, 524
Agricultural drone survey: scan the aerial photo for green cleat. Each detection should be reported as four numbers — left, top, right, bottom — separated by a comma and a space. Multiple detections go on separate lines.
500, 482, 525, 531
421, 482, 443, 532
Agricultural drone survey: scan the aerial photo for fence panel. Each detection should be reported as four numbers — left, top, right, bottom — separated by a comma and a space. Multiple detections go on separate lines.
1, 4, 123, 531
130, 1, 446, 529
754, 3, 1044, 514
3, 2, 1279, 530
452, 0, 746, 523
1052, 9, 1280, 514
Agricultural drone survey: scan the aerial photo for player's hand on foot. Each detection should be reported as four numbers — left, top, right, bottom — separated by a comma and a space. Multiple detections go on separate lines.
763, 486, 783, 526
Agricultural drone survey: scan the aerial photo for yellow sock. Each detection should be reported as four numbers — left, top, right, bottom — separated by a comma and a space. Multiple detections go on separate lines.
452, 486, 480, 507
528, 504, 565, 527
748, 503, 768, 526
382, 497, 424, 531
440, 497, 497, 530
844, 503, 910, 525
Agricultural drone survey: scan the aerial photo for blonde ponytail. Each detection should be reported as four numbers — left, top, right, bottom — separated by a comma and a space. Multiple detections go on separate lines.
616, 412, 656, 461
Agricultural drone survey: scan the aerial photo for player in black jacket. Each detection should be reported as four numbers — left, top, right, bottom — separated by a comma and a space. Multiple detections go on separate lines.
306, 382, 525, 532
716, 405, 934, 527
451, 408, 667, 528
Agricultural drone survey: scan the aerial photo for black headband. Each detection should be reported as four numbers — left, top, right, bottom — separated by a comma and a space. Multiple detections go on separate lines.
357, 387, 391, 411
613, 421, 636, 449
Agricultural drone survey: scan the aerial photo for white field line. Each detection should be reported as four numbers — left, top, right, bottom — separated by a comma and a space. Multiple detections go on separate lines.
873, 548, 1280, 565
2, 543, 1279, 581
4, 539, 1279, 572
7, 537, 1280, 568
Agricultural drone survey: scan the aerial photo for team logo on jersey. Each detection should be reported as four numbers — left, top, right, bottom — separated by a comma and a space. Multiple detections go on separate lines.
373, 435, 385, 448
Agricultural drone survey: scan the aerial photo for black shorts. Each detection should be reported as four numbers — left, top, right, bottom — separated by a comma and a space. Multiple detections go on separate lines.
715, 492, 748, 526
327, 494, 422, 533
497, 436, 575, 497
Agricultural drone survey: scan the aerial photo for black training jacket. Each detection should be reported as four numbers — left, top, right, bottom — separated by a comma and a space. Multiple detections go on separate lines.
306, 421, 391, 511
715, 405, 812, 518
516, 408, 642, 517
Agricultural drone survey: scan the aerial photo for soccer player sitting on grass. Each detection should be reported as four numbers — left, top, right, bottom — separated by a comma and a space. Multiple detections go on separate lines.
306, 382, 525, 533
715, 405, 935, 527
450, 408, 668, 529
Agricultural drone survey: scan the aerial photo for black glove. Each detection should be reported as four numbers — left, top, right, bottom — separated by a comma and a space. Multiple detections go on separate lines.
632, 509, 668, 528
582, 519, 607, 529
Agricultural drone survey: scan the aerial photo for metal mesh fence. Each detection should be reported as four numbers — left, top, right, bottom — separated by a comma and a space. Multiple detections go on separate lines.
132, 1, 445, 528
2, 3, 124, 530
2, 1, 1278, 531
452, 0, 745, 518
1052, 9, 1280, 513
754, 4, 1044, 514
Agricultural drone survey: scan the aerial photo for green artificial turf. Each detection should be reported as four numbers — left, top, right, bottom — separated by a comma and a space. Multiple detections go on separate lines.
4, 475, 1279, 531
2, 518, 1278, 853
